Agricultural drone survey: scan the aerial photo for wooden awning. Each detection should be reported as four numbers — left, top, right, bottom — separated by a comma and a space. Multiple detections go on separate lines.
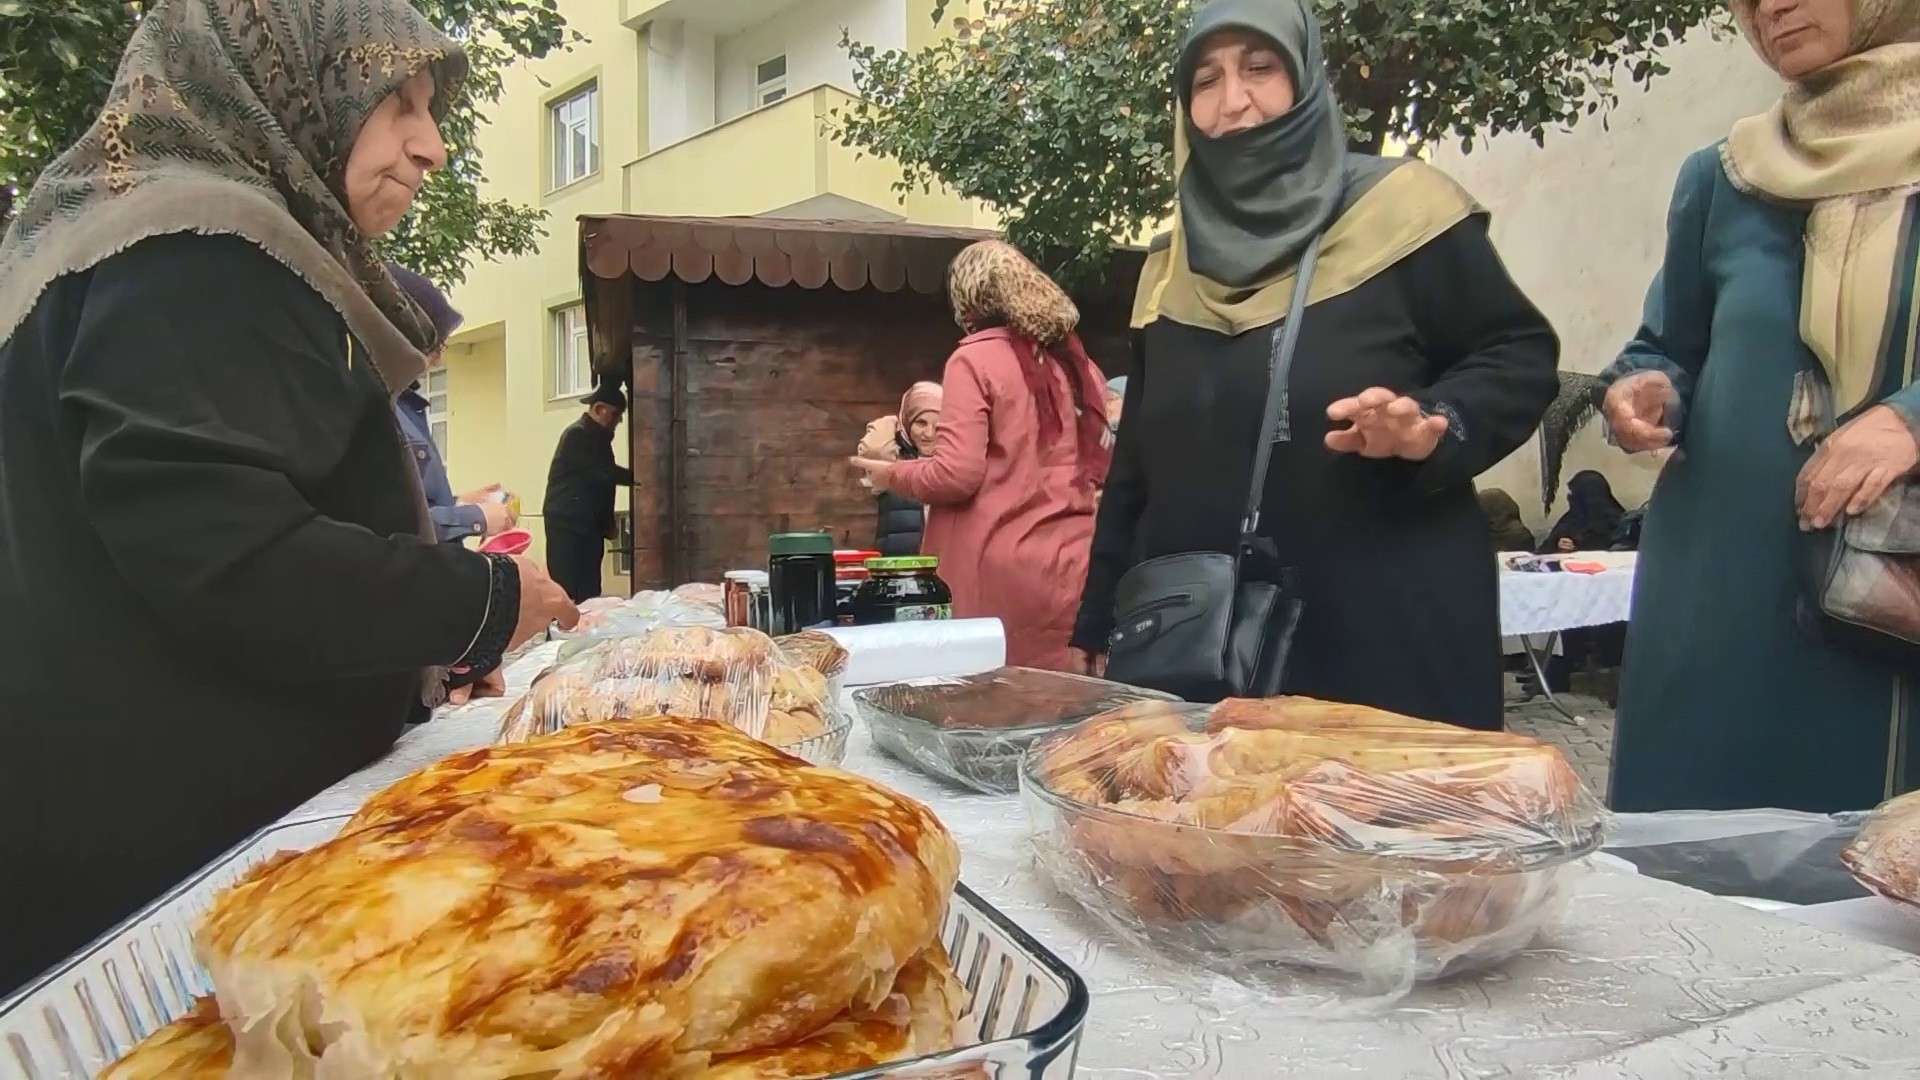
579, 214, 999, 295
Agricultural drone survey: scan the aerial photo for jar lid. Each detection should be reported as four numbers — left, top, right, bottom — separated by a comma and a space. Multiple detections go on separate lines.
769, 532, 834, 556
736, 570, 769, 585
834, 549, 882, 565
867, 555, 940, 572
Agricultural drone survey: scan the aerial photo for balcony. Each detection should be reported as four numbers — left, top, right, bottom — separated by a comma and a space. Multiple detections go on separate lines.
622, 85, 907, 220
622, 0, 806, 32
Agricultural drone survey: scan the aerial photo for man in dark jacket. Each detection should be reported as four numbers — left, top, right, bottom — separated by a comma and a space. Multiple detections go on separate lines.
543, 381, 632, 602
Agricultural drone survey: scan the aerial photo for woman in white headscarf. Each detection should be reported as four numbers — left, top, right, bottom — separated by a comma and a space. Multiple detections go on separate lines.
1600, 0, 1920, 812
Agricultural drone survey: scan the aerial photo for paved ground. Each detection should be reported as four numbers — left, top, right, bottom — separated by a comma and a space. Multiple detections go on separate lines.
1504, 676, 1616, 795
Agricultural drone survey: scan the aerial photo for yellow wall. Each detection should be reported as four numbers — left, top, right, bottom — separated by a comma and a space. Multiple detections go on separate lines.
442, 0, 985, 594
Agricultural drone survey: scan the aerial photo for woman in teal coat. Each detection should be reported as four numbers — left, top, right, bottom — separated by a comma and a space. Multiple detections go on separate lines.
1601, 0, 1920, 813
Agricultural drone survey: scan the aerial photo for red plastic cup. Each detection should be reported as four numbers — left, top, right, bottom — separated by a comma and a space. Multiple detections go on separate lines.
480, 528, 533, 556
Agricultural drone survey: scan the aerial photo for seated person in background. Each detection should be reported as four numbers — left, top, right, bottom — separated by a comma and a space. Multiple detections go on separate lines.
1477, 488, 1537, 553
1540, 470, 1625, 554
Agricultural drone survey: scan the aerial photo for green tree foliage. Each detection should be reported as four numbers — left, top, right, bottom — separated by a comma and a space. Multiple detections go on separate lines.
836, 0, 1728, 280
0, 0, 576, 285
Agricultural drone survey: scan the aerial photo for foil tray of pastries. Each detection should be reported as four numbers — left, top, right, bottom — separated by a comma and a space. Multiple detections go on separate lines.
1843, 788, 1920, 909
854, 668, 1175, 795
498, 627, 850, 765
1020, 697, 1607, 1002
103, 717, 974, 1079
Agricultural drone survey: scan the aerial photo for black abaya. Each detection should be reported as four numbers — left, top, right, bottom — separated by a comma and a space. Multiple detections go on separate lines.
1074, 217, 1559, 728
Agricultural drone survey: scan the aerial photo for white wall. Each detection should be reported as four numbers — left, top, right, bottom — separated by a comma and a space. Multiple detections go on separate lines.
715, 0, 906, 122
647, 18, 718, 150
1426, 25, 1784, 524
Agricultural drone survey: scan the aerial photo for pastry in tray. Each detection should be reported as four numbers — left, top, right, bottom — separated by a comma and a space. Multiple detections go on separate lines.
108, 949, 963, 1080
498, 627, 779, 744
193, 717, 960, 1077
1843, 788, 1920, 908
1027, 697, 1597, 951
777, 629, 852, 679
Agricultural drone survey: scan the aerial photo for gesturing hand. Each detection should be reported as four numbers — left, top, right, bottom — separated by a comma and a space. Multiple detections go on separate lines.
1602, 371, 1675, 453
509, 555, 580, 648
1795, 405, 1920, 531
849, 456, 896, 493
1325, 388, 1449, 461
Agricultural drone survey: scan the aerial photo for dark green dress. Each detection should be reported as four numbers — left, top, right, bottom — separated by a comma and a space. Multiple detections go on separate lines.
1605, 145, 1920, 813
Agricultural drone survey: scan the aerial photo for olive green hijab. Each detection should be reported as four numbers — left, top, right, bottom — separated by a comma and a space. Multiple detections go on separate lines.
1134, 0, 1483, 335
0, 0, 468, 396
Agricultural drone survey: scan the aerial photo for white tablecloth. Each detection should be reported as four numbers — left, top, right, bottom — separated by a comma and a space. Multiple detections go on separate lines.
268, 637, 1920, 1079
1501, 555, 1637, 638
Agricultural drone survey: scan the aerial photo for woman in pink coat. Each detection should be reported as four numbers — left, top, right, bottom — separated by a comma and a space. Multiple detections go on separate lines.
850, 241, 1111, 670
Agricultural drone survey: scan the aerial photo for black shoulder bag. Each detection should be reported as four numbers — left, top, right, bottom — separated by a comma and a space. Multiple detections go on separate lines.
1101, 235, 1318, 702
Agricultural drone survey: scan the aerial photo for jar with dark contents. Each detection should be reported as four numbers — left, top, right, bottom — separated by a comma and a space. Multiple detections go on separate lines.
852, 556, 954, 625
767, 532, 836, 635
833, 550, 879, 626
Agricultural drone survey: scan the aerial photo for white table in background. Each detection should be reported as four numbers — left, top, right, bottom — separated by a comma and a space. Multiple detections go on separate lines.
1500, 553, 1636, 724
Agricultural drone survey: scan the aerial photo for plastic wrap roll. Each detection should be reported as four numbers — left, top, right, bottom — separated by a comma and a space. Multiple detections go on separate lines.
823, 619, 1006, 686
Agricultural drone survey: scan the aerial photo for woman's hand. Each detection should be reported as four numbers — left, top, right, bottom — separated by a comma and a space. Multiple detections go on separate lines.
478, 499, 516, 537
447, 668, 506, 707
1602, 371, 1675, 453
1067, 647, 1107, 678
849, 456, 896, 493
1795, 405, 1920, 530
1324, 388, 1449, 461
457, 483, 503, 505
1557, 538, 1576, 553
509, 555, 579, 648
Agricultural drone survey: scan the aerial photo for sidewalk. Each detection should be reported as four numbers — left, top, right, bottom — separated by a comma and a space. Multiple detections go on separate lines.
1507, 690, 1615, 795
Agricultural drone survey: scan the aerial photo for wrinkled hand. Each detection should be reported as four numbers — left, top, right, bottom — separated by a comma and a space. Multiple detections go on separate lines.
1067, 647, 1107, 678
457, 483, 504, 506
448, 669, 506, 707
1557, 538, 1576, 553
1324, 388, 1449, 461
1602, 371, 1675, 453
478, 499, 517, 537
509, 555, 579, 648
849, 456, 896, 493
1795, 405, 1920, 531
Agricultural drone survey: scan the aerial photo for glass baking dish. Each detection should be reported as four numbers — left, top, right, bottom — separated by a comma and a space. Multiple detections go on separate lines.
1, 813, 1088, 1079
855, 668, 1176, 794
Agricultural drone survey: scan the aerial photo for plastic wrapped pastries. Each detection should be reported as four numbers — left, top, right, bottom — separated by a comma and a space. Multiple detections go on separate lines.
498, 627, 850, 761
1844, 789, 1920, 908
1020, 697, 1608, 1006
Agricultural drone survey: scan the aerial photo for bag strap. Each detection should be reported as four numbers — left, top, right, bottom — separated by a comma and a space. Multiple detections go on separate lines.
1239, 234, 1322, 551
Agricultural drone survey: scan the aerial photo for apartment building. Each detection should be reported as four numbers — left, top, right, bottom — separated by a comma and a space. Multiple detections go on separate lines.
438, 0, 985, 590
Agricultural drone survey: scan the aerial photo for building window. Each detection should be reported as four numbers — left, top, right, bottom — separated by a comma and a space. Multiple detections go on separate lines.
549, 83, 599, 189
755, 55, 788, 107
551, 304, 593, 400
613, 511, 633, 576
424, 368, 450, 456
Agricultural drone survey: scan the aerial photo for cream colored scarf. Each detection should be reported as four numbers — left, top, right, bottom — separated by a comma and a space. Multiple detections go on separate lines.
1723, 0, 1920, 431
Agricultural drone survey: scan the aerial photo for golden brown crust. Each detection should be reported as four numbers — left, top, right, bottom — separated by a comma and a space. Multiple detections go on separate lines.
199, 717, 960, 1076
101, 998, 231, 1080
1035, 697, 1585, 947
776, 630, 852, 679
1844, 788, 1920, 907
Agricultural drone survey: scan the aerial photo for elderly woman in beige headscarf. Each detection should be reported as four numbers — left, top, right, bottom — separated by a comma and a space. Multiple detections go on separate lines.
857, 381, 944, 555
1599, 0, 1920, 813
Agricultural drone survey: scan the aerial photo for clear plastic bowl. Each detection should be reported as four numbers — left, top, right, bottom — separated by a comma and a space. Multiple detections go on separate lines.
1018, 701, 1607, 1001
0, 813, 1089, 1079
854, 668, 1175, 794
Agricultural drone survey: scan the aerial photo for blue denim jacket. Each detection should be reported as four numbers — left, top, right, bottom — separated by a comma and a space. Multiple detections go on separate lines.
394, 384, 486, 544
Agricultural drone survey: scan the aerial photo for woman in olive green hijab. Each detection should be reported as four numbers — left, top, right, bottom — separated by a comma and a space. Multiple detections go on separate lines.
1072, 0, 1560, 727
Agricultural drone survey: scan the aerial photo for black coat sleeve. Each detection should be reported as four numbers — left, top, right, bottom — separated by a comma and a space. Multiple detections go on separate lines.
61, 235, 502, 679
1401, 216, 1561, 494
1073, 335, 1150, 652
556, 423, 633, 487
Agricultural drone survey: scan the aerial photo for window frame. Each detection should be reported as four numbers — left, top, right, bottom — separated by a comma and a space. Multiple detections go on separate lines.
550, 303, 593, 402
423, 368, 451, 457
548, 82, 600, 192
754, 54, 789, 108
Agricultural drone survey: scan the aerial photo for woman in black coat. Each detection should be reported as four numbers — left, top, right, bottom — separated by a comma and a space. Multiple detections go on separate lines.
0, 0, 578, 994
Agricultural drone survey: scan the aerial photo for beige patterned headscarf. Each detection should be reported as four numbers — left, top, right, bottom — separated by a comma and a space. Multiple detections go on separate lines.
947, 240, 1081, 345
1724, 0, 1920, 434
0, 0, 468, 396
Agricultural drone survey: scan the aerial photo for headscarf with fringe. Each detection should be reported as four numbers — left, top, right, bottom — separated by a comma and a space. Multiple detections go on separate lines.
0, 0, 468, 398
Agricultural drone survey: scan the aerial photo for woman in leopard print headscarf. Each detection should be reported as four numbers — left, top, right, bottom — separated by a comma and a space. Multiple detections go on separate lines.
0, 0, 576, 995
851, 240, 1111, 670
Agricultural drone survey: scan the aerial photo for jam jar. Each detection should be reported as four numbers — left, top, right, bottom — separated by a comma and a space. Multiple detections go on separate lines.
852, 556, 954, 624
833, 550, 879, 626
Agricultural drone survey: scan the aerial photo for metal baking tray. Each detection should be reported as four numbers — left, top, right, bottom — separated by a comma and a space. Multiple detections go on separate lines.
1, 813, 1087, 1079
